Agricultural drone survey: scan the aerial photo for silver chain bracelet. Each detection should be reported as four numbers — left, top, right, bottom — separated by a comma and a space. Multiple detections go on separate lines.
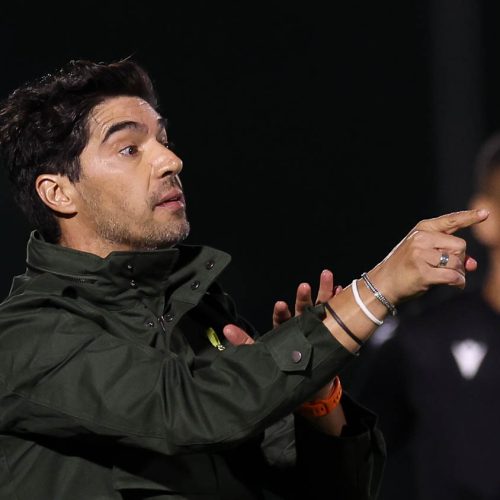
360, 272, 398, 316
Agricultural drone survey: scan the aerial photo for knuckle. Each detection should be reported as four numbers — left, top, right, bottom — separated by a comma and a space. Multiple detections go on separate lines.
446, 215, 458, 227
414, 220, 428, 230
409, 230, 427, 245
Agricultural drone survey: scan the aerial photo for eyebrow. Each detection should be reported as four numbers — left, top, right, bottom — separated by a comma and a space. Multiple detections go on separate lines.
101, 118, 167, 144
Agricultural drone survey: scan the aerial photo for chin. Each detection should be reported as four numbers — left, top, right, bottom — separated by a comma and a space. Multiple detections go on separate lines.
147, 220, 191, 249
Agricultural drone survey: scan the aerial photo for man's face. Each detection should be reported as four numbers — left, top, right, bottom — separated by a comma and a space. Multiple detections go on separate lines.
74, 96, 189, 251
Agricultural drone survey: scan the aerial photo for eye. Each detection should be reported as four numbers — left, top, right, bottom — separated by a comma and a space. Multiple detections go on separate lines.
158, 135, 175, 150
163, 140, 175, 151
119, 145, 139, 156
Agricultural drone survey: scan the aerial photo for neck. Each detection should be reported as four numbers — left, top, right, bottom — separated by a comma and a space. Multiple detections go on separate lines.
58, 220, 135, 258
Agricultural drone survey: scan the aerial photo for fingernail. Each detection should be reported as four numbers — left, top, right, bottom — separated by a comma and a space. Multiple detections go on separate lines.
478, 208, 490, 217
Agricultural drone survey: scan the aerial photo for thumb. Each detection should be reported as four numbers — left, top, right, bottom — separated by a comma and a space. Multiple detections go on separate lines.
223, 324, 255, 345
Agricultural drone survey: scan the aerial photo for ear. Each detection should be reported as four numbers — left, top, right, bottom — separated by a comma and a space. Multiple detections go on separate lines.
469, 194, 500, 247
35, 174, 77, 215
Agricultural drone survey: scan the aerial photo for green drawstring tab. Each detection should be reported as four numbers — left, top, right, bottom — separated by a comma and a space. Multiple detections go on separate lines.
206, 327, 225, 351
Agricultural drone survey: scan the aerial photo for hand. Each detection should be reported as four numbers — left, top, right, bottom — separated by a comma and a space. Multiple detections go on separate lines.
272, 269, 342, 328
222, 269, 347, 436
223, 269, 341, 399
222, 270, 347, 436
223, 269, 341, 343
369, 209, 489, 304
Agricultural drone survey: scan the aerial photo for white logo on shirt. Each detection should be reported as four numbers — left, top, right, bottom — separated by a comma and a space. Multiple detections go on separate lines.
451, 339, 488, 379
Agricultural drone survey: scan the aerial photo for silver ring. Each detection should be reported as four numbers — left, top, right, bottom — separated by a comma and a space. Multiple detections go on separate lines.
438, 252, 449, 267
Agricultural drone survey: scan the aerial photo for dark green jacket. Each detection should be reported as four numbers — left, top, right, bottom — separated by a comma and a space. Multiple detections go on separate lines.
0, 232, 385, 499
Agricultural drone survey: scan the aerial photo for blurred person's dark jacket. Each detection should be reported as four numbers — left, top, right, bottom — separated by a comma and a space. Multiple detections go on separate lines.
357, 289, 500, 500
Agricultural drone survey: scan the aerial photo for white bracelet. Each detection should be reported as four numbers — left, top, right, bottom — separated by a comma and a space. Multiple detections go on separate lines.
351, 279, 384, 326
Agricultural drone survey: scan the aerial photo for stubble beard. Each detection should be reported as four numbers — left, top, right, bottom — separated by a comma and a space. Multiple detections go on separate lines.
82, 191, 191, 251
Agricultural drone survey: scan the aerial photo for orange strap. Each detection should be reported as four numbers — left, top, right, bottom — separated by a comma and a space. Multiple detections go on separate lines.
296, 376, 342, 418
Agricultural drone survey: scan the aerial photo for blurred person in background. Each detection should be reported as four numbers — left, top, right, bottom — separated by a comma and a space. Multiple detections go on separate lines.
357, 131, 500, 500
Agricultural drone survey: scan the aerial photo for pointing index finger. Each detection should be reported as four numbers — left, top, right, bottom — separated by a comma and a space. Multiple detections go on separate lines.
416, 209, 489, 234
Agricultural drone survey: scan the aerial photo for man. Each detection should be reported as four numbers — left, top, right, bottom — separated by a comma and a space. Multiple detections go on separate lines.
0, 58, 488, 499
356, 131, 500, 500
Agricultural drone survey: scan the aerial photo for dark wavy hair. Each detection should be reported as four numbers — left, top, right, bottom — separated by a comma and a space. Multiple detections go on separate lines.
0, 58, 158, 242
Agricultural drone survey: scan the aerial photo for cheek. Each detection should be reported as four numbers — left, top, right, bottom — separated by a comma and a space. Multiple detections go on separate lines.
110, 183, 152, 215
78, 156, 152, 214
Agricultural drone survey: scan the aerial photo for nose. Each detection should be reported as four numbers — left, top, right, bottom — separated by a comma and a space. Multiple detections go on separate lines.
152, 148, 183, 178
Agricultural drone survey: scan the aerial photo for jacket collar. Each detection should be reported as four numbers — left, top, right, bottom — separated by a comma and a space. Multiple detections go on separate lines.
24, 231, 231, 298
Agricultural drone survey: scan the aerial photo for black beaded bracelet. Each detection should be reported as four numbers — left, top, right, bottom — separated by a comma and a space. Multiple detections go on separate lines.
324, 301, 364, 347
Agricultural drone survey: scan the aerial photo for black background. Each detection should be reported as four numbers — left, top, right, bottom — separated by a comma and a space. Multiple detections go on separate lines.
1, 1, 498, 333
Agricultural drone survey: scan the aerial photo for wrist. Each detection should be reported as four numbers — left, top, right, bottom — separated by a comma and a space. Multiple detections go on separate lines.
296, 376, 342, 418
367, 266, 399, 306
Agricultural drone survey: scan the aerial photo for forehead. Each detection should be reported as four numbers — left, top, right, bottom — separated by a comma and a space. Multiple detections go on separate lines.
87, 96, 160, 136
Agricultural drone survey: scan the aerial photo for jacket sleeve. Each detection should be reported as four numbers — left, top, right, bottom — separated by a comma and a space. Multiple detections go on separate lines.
293, 393, 386, 500
0, 295, 357, 456
257, 393, 386, 500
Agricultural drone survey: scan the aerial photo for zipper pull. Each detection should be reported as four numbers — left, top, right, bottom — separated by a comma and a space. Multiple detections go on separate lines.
158, 315, 167, 333
206, 327, 226, 351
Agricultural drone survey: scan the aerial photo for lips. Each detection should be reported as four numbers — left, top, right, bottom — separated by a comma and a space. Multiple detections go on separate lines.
155, 189, 185, 209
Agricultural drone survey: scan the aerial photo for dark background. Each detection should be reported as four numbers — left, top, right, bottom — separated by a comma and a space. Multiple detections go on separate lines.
0, 1, 498, 333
